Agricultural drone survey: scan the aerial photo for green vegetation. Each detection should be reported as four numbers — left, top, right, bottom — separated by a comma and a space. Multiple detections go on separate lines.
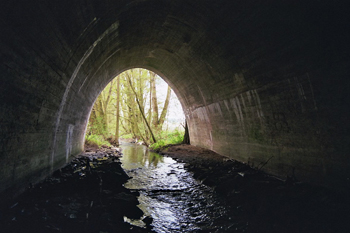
85, 68, 187, 149
150, 130, 184, 151
120, 133, 133, 139
85, 134, 111, 147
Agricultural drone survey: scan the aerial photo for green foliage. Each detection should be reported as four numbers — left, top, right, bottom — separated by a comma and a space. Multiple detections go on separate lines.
150, 130, 184, 151
85, 134, 111, 147
87, 116, 109, 137
86, 68, 185, 148
121, 133, 133, 139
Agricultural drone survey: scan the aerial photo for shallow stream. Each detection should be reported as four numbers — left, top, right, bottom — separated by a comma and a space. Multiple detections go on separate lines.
120, 143, 233, 233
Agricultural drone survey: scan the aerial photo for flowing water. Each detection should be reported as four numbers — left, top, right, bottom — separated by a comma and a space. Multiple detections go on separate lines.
120, 143, 233, 233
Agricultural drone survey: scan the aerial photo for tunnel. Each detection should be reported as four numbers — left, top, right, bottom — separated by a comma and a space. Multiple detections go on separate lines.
1, 0, 350, 206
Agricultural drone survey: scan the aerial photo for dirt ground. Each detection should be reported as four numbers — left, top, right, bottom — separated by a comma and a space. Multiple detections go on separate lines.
161, 144, 229, 163
160, 144, 350, 233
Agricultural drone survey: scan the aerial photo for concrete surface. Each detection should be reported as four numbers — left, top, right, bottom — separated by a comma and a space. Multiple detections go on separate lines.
0, 0, 349, 204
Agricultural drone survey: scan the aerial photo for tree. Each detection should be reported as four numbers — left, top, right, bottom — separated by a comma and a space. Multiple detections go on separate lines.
126, 72, 157, 144
87, 68, 184, 147
88, 80, 113, 137
149, 71, 172, 132
158, 85, 171, 130
183, 120, 190, 144
115, 76, 120, 146
150, 72, 159, 129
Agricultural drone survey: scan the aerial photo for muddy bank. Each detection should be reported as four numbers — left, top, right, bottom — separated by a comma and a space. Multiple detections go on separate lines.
160, 144, 350, 233
0, 147, 150, 233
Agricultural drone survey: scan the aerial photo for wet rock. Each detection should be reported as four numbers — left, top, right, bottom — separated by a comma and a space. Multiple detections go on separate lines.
0, 147, 149, 233
201, 176, 217, 186
143, 216, 153, 228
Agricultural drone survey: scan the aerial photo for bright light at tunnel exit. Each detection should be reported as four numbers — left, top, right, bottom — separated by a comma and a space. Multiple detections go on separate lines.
154, 74, 186, 126
118, 68, 185, 129
86, 68, 185, 145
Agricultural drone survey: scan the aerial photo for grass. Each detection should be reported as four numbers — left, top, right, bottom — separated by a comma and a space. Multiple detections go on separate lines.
85, 129, 184, 151
150, 130, 184, 151
120, 133, 133, 139
85, 134, 111, 147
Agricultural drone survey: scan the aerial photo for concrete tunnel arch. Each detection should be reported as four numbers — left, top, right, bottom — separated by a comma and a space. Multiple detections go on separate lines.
1, 0, 350, 204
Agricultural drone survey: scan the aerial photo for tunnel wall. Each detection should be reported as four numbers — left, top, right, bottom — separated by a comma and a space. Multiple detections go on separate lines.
0, 0, 349, 205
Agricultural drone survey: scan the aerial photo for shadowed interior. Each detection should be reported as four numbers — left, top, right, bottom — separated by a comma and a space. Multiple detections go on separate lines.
1, 0, 349, 205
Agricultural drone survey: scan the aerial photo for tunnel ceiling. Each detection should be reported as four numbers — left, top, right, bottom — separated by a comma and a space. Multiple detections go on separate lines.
1, 0, 350, 203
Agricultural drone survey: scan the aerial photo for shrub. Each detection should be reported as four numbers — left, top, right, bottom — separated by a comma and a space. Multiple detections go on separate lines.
85, 134, 111, 147
121, 133, 133, 139
150, 130, 184, 151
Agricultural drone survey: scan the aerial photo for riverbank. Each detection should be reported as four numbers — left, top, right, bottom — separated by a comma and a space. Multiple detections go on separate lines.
0, 147, 150, 233
160, 144, 350, 232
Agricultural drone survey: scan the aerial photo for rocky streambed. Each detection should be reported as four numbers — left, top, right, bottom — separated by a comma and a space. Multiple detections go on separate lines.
1, 143, 349, 233
160, 144, 350, 233
0, 147, 149, 233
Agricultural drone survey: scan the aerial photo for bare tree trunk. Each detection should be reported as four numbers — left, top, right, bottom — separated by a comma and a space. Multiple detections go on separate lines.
121, 76, 132, 136
183, 120, 190, 144
125, 74, 136, 138
150, 72, 159, 129
102, 81, 114, 137
88, 106, 98, 135
94, 81, 114, 139
147, 80, 152, 140
115, 76, 120, 146
127, 75, 157, 143
138, 69, 145, 110
158, 85, 171, 130
97, 96, 108, 137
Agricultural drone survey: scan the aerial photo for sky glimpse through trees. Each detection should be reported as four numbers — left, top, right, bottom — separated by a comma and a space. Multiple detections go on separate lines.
86, 68, 185, 147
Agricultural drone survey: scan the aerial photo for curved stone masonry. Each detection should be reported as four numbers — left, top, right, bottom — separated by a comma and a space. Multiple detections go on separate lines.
0, 0, 349, 205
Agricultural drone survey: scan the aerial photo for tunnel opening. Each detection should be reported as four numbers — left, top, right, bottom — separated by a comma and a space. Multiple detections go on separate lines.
84, 68, 186, 150
1, 0, 350, 231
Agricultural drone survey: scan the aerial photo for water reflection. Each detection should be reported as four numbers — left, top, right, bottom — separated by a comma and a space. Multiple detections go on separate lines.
120, 143, 229, 233
121, 143, 163, 169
